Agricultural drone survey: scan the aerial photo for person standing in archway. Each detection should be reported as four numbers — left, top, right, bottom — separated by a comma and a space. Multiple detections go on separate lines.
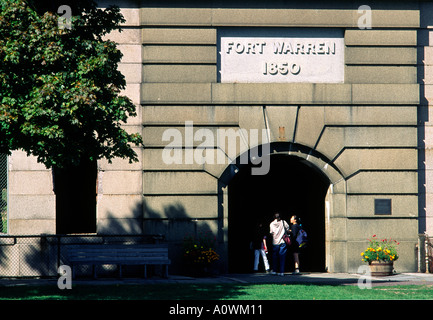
289, 215, 302, 274
269, 213, 290, 276
252, 222, 270, 273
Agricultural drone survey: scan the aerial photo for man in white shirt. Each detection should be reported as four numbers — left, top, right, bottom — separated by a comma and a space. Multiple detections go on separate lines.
269, 213, 290, 276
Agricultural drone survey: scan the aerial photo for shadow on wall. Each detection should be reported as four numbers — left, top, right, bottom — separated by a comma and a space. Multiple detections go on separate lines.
418, 1, 433, 235
143, 199, 221, 275
0, 198, 219, 277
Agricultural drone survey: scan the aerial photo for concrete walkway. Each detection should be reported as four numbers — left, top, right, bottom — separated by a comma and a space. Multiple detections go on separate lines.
1, 272, 433, 287
221, 272, 433, 287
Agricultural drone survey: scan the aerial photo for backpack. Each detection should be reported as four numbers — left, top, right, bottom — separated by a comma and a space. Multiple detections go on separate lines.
296, 228, 308, 249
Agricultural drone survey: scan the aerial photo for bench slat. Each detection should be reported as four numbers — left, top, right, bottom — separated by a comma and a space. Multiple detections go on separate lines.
70, 259, 171, 264
68, 252, 168, 256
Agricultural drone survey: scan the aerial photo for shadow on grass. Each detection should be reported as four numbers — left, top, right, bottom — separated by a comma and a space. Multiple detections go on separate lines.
0, 283, 252, 300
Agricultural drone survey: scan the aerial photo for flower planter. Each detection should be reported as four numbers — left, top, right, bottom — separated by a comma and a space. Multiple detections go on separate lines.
361, 235, 399, 276
369, 261, 394, 276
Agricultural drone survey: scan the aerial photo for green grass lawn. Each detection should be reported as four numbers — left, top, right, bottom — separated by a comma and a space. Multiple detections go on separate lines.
0, 283, 432, 300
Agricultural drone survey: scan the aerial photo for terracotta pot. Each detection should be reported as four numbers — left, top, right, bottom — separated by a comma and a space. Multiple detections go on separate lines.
369, 261, 394, 276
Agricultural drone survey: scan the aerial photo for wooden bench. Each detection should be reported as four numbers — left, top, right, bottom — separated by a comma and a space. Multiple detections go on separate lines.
65, 244, 171, 279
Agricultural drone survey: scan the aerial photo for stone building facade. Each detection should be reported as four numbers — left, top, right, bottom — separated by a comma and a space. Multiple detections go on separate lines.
3, 0, 433, 275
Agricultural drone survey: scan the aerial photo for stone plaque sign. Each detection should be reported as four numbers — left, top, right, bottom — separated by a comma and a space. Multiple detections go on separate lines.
374, 199, 392, 215
219, 28, 344, 83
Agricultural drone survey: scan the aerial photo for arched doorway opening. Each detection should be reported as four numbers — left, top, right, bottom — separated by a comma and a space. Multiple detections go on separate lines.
228, 153, 330, 273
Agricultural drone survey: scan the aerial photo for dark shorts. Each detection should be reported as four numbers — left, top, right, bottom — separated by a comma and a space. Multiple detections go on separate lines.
290, 242, 300, 253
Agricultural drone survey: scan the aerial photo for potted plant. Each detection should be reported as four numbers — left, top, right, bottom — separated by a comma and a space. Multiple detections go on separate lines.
183, 231, 220, 276
361, 235, 399, 276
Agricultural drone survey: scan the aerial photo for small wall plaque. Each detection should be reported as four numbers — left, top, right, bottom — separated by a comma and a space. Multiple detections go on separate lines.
374, 199, 392, 215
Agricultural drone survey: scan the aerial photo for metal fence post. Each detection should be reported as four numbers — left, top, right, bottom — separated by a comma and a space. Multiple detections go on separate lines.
0, 154, 8, 234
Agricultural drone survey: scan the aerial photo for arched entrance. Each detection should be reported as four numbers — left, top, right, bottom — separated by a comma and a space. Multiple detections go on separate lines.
227, 152, 330, 273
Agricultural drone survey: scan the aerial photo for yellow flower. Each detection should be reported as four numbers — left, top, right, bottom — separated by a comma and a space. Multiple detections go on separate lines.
361, 252, 364, 256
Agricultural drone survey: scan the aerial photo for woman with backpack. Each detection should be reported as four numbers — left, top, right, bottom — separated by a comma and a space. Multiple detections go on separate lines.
289, 215, 302, 274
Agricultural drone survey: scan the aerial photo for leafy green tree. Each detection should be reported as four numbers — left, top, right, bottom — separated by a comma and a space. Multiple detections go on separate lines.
0, 0, 142, 167
0, 0, 143, 233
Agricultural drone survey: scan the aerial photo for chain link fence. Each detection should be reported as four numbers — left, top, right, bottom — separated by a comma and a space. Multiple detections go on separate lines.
0, 234, 165, 278
0, 154, 7, 234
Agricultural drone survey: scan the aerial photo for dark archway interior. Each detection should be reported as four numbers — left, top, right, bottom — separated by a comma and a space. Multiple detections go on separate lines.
228, 154, 330, 273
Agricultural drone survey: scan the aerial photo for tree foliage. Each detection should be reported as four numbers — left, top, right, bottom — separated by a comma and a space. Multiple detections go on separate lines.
0, 0, 142, 168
